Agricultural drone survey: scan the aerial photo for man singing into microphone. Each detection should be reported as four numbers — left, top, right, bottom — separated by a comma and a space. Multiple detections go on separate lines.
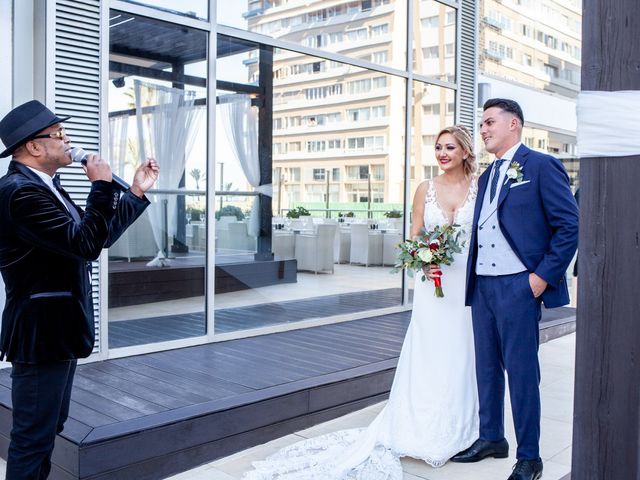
0, 100, 159, 479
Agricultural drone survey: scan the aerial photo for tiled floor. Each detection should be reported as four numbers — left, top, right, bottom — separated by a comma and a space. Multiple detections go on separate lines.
165, 333, 576, 480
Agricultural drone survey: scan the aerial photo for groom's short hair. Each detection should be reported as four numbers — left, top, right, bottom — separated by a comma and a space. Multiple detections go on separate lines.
483, 98, 524, 127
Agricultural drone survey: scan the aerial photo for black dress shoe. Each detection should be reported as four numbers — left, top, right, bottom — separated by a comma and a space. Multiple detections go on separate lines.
450, 438, 509, 463
508, 459, 543, 480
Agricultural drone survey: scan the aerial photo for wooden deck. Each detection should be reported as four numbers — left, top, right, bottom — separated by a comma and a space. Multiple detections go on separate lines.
0, 307, 576, 479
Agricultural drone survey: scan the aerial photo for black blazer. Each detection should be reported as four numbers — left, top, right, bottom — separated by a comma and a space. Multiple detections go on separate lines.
0, 161, 149, 363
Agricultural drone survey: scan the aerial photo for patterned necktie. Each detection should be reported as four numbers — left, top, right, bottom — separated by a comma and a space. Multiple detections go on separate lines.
489, 159, 505, 202
53, 174, 82, 223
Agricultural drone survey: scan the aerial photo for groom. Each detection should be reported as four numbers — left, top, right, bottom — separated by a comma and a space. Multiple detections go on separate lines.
453, 98, 578, 480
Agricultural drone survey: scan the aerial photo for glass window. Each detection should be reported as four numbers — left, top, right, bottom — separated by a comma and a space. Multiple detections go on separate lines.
307, 140, 326, 152
313, 168, 326, 180
216, 35, 406, 334
414, 1, 457, 81
107, 10, 208, 349
371, 23, 389, 37
374, 77, 387, 88
371, 50, 388, 65
217, 0, 406, 70
411, 80, 454, 196
371, 165, 385, 180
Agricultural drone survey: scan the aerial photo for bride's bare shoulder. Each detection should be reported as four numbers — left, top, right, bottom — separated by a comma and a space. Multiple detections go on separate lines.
414, 179, 431, 194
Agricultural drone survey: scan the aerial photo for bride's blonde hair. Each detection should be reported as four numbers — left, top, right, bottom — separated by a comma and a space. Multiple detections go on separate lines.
436, 125, 477, 178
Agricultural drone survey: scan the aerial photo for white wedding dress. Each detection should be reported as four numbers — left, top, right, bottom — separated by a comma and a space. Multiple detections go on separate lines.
243, 179, 479, 480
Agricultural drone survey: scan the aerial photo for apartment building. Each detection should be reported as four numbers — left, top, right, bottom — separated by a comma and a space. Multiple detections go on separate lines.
244, 0, 472, 213
478, 0, 581, 184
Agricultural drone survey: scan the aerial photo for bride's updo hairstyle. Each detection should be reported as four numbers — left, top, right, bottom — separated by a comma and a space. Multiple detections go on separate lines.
436, 124, 477, 178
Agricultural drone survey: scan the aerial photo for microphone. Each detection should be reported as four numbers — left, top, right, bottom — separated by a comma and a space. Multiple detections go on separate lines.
69, 147, 130, 191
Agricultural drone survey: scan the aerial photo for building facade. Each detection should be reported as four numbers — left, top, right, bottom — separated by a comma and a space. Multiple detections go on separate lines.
478, 0, 581, 184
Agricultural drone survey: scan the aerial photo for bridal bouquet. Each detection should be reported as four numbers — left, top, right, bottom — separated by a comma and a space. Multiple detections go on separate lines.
392, 224, 465, 297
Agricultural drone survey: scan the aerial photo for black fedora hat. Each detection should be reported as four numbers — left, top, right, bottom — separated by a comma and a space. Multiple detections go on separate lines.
0, 100, 71, 158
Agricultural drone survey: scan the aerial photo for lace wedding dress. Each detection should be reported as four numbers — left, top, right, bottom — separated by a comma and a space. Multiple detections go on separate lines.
243, 179, 479, 480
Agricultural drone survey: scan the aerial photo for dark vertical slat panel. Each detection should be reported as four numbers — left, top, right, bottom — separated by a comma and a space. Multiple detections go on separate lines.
572, 1, 640, 478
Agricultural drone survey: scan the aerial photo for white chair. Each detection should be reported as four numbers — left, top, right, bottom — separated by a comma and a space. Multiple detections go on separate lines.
215, 216, 238, 250
218, 215, 237, 228
108, 209, 158, 261
383, 231, 403, 266
387, 217, 403, 231
186, 222, 206, 252
289, 219, 306, 231
228, 222, 257, 252
334, 227, 351, 263
272, 231, 295, 259
300, 215, 315, 229
295, 224, 337, 274
349, 223, 383, 266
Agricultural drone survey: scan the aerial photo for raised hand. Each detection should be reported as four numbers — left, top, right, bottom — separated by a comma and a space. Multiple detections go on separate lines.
130, 158, 159, 198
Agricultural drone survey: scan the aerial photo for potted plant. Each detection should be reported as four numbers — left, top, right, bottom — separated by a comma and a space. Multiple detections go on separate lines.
286, 206, 311, 219
215, 205, 245, 221
186, 207, 205, 223
337, 211, 355, 223
384, 210, 403, 230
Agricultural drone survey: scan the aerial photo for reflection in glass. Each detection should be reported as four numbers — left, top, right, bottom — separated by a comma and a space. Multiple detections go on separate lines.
414, 0, 457, 82
107, 10, 208, 349
214, 35, 406, 334
217, 0, 407, 70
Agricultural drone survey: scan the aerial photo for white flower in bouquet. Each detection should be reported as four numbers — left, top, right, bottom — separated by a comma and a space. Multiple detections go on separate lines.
417, 249, 433, 263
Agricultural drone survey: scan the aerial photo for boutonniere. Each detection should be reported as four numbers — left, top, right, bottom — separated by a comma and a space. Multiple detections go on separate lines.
504, 161, 524, 185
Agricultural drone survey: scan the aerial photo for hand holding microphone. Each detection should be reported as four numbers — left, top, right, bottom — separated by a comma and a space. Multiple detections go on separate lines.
69, 147, 127, 190
70, 147, 158, 196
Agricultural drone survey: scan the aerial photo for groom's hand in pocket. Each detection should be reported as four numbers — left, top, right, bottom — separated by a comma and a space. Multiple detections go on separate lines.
528, 273, 548, 298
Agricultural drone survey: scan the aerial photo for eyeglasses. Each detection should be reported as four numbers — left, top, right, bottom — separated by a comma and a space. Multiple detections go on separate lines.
31, 127, 66, 140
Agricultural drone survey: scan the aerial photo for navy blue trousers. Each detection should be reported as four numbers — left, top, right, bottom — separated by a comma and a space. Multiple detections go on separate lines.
471, 272, 542, 460
6, 360, 77, 480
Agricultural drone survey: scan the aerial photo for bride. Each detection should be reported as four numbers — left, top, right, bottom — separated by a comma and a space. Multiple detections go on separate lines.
243, 125, 479, 479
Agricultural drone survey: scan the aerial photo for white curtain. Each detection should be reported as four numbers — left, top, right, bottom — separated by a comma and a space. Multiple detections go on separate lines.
109, 113, 129, 179
218, 94, 270, 237
134, 80, 201, 266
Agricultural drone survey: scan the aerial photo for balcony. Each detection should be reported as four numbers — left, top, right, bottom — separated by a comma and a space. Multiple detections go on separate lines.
482, 16, 503, 32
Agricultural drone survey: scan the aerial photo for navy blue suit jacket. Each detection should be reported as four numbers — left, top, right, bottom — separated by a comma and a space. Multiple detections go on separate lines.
465, 144, 579, 308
